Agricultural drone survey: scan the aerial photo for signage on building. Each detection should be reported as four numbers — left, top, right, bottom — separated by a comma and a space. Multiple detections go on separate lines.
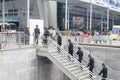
7, 17, 20, 21
102, 18, 107, 23
80, 0, 90, 3
109, 0, 120, 12
116, 0, 120, 7
110, 25, 120, 39
109, 0, 117, 6
10, 1, 16, 8
92, 0, 108, 7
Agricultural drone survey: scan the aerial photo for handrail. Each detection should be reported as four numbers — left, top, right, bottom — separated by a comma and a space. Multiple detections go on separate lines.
48, 37, 99, 80
69, 37, 120, 80
0, 32, 32, 50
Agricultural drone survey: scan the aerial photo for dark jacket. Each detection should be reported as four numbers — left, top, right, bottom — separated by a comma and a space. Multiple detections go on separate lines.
25, 29, 30, 36
24, 29, 30, 40
87, 57, 94, 69
34, 27, 40, 36
57, 35, 62, 46
99, 66, 108, 78
68, 42, 74, 55
77, 49, 83, 59
44, 30, 50, 38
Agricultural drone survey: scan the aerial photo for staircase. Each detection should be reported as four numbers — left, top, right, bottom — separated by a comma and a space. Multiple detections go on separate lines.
66, 36, 118, 80
37, 38, 99, 80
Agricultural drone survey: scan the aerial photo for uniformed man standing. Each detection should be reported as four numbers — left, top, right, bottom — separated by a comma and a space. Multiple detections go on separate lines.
34, 25, 40, 45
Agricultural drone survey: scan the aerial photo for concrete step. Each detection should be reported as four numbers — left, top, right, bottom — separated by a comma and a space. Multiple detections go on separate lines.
79, 74, 90, 80
59, 59, 71, 64
49, 50, 58, 53
69, 66, 80, 71
81, 78, 91, 80
65, 64, 78, 69
77, 70, 89, 78
72, 67, 88, 75
63, 62, 73, 66
54, 54, 67, 59
51, 53, 60, 56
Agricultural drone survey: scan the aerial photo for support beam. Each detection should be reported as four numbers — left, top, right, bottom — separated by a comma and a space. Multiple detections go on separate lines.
2, 0, 5, 29
107, 8, 109, 35
86, 8, 89, 30
101, 13, 103, 35
65, 0, 68, 30
89, 3, 92, 31
27, 0, 30, 28
68, 5, 70, 30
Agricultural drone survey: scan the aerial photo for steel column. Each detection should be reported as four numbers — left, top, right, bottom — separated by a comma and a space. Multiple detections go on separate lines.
2, 0, 5, 29
90, 4, 92, 31
27, 0, 30, 28
107, 8, 109, 34
65, 0, 68, 30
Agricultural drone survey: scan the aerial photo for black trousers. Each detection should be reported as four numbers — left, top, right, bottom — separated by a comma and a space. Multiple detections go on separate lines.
35, 36, 39, 45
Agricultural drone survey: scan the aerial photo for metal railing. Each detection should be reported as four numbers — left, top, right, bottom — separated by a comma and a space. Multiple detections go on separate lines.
58, 31, 112, 45
0, 32, 33, 50
67, 37, 120, 80
48, 37, 101, 80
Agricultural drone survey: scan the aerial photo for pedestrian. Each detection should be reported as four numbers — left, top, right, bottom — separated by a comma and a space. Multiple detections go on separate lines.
68, 39, 74, 61
43, 28, 50, 46
99, 63, 108, 80
24, 27, 30, 45
57, 33, 62, 52
87, 54, 94, 72
76, 47, 83, 63
34, 25, 40, 45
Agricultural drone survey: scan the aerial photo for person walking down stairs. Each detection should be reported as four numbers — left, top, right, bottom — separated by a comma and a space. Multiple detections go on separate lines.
87, 54, 94, 72
76, 47, 83, 63
57, 33, 62, 53
68, 39, 74, 61
99, 63, 108, 80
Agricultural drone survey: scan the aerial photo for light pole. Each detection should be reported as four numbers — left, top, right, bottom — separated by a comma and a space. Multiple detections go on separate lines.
65, 0, 68, 31
2, 0, 5, 30
107, 8, 109, 35
27, 0, 30, 28
101, 13, 103, 35
89, 3, 92, 31
86, 7, 89, 30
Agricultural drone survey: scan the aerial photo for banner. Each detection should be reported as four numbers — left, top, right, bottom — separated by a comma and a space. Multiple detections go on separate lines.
80, 0, 90, 3
116, 0, 120, 7
109, 0, 120, 11
110, 25, 120, 39
92, 0, 108, 7
109, 0, 117, 6
73, 17, 84, 28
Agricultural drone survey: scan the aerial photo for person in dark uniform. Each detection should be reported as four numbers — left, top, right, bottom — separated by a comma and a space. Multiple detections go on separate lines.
57, 33, 62, 52
43, 28, 50, 46
68, 39, 74, 61
34, 25, 40, 45
24, 27, 30, 45
76, 47, 83, 63
87, 54, 94, 72
99, 63, 108, 80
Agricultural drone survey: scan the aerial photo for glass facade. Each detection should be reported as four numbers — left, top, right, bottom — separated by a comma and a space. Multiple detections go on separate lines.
57, 2, 120, 32
57, 2, 87, 31
0, 0, 14, 2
